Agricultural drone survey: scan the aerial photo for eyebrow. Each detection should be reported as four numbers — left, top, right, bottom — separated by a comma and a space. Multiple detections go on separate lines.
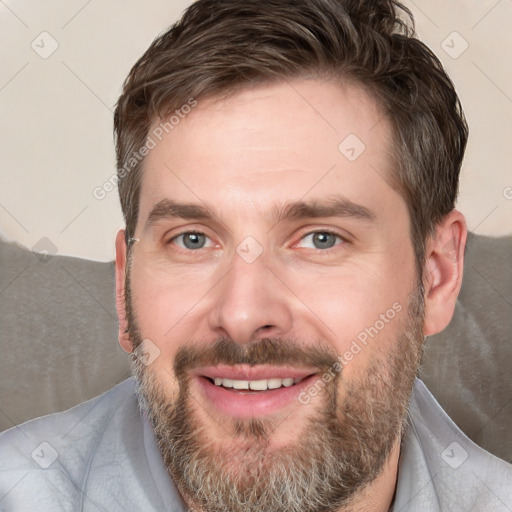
146, 199, 213, 226
272, 197, 376, 224
145, 196, 376, 227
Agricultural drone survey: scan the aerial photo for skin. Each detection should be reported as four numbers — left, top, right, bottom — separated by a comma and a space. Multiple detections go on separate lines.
115, 79, 467, 511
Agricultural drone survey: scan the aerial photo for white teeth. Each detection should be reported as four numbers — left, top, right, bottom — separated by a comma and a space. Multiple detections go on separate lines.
212, 377, 303, 391
249, 380, 268, 391
267, 378, 282, 389
232, 380, 249, 390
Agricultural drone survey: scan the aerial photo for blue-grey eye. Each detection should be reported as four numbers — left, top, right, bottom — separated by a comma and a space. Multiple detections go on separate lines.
174, 232, 210, 250
299, 232, 342, 250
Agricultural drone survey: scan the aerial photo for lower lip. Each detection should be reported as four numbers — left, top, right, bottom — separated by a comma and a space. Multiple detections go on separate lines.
194, 374, 319, 418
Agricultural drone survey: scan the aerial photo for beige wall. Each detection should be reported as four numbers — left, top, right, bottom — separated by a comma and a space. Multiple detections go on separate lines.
0, 0, 510, 261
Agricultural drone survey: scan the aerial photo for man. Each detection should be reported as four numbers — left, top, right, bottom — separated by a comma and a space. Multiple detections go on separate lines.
1, 0, 511, 510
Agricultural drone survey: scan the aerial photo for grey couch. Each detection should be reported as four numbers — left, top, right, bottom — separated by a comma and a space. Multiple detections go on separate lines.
0, 233, 511, 462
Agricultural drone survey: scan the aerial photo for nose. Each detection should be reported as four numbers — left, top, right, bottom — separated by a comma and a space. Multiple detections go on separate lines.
207, 249, 293, 344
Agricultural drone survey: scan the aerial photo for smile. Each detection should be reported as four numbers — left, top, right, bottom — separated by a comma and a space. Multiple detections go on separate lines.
209, 376, 305, 391
192, 365, 320, 417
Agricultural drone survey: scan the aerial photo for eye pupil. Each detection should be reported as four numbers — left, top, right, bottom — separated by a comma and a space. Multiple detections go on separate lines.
184, 232, 205, 249
313, 232, 336, 249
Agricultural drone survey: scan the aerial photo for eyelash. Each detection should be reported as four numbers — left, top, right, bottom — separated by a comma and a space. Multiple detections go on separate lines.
166, 229, 346, 255
294, 230, 345, 254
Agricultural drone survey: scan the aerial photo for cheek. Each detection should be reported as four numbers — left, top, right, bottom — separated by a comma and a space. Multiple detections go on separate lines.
286, 260, 411, 365
129, 260, 213, 352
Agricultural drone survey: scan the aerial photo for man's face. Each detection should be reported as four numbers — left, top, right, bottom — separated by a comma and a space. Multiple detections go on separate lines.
122, 79, 424, 511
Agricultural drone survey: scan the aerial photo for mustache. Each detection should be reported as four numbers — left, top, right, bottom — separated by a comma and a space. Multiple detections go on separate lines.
173, 337, 340, 379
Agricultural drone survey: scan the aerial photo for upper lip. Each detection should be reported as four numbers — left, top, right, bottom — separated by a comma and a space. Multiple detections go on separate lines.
193, 364, 318, 381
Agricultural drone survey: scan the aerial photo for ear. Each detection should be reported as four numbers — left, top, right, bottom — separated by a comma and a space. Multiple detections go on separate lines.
423, 210, 467, 336
115, 229, 133, 353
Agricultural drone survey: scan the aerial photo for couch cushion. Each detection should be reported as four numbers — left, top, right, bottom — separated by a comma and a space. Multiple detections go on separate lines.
420, 232, 512, 463
0, 239, 130, 432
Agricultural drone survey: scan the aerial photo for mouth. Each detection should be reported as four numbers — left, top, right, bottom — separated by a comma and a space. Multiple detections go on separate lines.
191, 365, 320, 418
207, 375, 306, 391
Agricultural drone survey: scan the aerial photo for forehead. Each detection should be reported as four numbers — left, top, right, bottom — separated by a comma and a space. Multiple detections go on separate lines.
138, 79, 402, 227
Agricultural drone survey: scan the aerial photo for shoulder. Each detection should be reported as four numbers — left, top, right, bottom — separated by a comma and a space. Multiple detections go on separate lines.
397, 379, 512, 511
0, 378, 140, 510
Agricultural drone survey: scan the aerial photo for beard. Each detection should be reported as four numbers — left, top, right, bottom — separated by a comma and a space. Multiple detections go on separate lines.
125, 269, 425, 512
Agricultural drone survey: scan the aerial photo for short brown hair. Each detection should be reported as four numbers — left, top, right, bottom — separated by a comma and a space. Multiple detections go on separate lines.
114, 0, 468, 273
